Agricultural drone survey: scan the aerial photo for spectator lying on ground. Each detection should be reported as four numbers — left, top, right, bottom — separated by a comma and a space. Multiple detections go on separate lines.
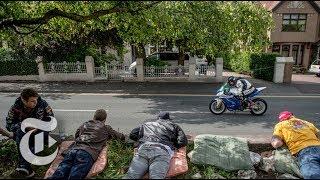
271, 111, 320, 179
48, 109, 125, 180
6, 88, 54, 178
123, 111, 188, 179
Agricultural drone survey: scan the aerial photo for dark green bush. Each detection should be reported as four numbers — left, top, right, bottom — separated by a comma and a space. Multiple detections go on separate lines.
0, 60, 38, 76
250, 53, 279, 81
0, 48, 38, 76
221, 51, 251, 74
229, 51, 251, 74
144, 56, 170, 67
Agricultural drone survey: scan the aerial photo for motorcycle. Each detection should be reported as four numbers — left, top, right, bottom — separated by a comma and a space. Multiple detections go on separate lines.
209, 84, 268, 116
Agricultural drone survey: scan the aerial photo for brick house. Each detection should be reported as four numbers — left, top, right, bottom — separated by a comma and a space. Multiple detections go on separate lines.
260, 1, 320, 68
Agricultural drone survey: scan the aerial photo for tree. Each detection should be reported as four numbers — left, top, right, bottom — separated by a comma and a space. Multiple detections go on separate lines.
1, 1, 272, 64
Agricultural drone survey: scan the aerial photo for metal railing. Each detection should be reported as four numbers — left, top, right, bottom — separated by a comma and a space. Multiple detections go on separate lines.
94, 62, 135, 80
195, 65, 215, 77
144, 65, 189, 78
44, 61, 87, 74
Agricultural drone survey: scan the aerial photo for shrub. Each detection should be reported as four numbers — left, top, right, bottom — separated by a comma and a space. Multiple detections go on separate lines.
0, 48, 38, 76
144, 56, 171, 67
250, 53, 278, 81
229, 51, 251, 74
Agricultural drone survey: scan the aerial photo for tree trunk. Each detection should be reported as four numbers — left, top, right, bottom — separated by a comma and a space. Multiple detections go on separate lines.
137, 43, 146, 59
178, 46, 185, 66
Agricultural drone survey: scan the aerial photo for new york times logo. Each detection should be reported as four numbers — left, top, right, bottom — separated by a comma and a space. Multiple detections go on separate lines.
19, 116, 58, 165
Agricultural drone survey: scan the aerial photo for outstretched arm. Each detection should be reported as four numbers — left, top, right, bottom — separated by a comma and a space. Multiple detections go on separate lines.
271, 135, 284, 149
0, 127, 13, 138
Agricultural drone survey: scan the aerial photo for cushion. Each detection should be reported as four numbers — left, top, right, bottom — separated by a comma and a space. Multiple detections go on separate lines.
188, 134, 254, 171
44, 141, 108, 179
274, 147, 303, 178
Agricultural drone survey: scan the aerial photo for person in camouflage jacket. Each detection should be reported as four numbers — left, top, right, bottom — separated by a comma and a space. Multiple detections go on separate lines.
5, 88, 54, 178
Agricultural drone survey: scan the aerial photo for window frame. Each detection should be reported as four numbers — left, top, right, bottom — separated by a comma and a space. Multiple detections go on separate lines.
282, 13, 307, 32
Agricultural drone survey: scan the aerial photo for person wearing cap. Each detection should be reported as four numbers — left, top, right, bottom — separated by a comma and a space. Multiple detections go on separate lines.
271, 111, 320, 179
124, 112, 188, 179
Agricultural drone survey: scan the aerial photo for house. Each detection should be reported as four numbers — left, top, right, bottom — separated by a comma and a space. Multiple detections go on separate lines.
260, 1, 320, 68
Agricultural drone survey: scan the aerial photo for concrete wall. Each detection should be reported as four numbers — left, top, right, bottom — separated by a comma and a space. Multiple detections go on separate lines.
0, 56, 223, 83
271, 1, 319, 43
0, 75, 39, 81
273, 57, 294, 83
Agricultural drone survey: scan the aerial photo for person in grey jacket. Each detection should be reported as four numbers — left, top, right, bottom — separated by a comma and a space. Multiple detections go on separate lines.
124, 111, 188, 179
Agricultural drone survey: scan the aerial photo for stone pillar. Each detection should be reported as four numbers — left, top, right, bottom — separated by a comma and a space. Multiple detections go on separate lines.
85, 56, 95, 82
35, 56, 46, 82
302, 47, 311, 68
273, 57, 294, 83
136, 58, 144, 82
188, 55, 196, 81
215, 58, 223, 82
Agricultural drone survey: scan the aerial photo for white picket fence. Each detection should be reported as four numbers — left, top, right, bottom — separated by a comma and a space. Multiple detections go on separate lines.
42, 60, 217, 81
94, 62, 135, 80
195, 65, 216, 77
144, 65, 189, 78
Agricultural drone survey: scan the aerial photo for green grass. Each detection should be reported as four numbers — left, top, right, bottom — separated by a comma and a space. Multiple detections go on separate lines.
0, 139, 236, 179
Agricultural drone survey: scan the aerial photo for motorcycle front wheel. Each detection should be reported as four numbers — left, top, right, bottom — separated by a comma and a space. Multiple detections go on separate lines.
209, 99, 226, 115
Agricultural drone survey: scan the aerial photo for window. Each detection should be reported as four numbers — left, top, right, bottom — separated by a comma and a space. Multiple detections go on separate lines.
282, 14, 307, 32
272, 44, 280, 53
282, 45, 290, 57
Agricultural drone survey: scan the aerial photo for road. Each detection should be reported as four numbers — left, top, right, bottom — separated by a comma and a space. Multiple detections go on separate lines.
1, 93, 320, 140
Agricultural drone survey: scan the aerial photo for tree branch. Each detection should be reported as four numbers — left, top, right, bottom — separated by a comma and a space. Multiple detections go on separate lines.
0, 1, 160, 33
12, 24, 42, 35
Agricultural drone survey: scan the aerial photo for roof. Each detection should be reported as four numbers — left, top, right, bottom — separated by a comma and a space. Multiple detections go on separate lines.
259, 1, 280, 11
272, 1, 320, 13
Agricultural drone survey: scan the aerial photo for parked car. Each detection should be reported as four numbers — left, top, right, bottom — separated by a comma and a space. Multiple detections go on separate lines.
309, 59, 320, 74
128, 52, 209, 75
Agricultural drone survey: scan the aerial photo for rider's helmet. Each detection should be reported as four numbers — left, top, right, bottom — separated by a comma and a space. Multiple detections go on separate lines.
278, 111, 293, 122
227, 76, 237, 86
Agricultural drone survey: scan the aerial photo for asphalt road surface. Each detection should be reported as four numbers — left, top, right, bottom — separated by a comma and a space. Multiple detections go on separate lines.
1, 93, 319, 140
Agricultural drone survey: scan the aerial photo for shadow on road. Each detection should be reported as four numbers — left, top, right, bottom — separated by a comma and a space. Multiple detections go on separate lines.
113, 95, 277, 129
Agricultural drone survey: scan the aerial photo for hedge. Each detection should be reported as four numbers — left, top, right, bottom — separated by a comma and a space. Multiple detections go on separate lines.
250, 53, 278, 81
222, 51, 278, 81
0, 60, 38, 76
0, 48, 38, 76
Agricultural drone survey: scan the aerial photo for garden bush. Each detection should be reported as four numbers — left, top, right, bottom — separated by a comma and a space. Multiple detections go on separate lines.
0, 48, 38, 76
250, 53, 278, 81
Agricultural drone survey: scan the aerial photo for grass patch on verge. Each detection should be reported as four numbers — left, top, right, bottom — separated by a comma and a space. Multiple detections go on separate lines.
0, 139, 236, 179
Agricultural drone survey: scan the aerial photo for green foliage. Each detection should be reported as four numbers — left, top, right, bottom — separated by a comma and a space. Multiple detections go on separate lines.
229, 51, 251, 74
2, 2, 272, 63
91, 52, 120, 67
250, 53, 278, 81
96, 140, 134, 179
0, 139, 54, 178
0, 139, 18, 162
144, 56, 170, 67
0, 48, 38, 76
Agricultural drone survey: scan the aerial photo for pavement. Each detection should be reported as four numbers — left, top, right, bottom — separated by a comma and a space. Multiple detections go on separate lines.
0, 72, 319, 95
0, 72, 319, 143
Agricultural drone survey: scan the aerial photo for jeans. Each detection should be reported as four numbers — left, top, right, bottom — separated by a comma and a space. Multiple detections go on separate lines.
297, 146, 320, 179
48, 149, 94, 179
124, 143, 171, 179
14, 127, 49, 171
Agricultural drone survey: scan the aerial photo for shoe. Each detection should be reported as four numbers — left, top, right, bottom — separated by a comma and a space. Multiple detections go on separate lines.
15, 167, 35, 178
